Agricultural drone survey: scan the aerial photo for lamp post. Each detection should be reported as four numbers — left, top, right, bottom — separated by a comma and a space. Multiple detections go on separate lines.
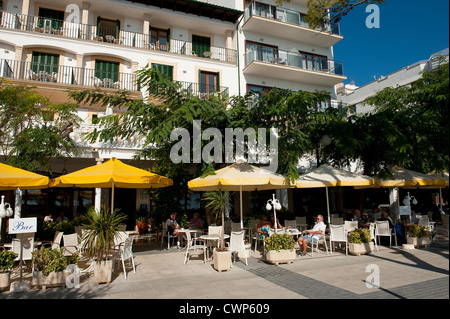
266, 193, 282, 233
403, 192, 418, 222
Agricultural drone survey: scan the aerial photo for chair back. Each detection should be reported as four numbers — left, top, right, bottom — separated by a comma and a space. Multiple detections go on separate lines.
114, 231, 129, 248
329, 225, 346, 241
118, 224, 127, 231
52, 231, 64, 250
331, 217, 343, 225
296, 217, 306, 224
208, 226, 222, 236
344, 221, 358, 232
418, 216, 430, 227
122, 237, 134, 260
63, 233, 80, 256
231, 222, 242, 231
285, 220, 297, 229
369, 223, 376, 240
12, 233, 34, 261
375, 221, 390, 235
229, 231, 246, 251
74, 226, 84, 239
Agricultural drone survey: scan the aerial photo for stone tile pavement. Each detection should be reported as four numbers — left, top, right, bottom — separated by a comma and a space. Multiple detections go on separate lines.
1, 236, 448, 304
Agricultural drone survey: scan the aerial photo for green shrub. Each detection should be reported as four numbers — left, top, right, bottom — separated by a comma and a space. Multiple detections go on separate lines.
32, 247, 80, 276
0, 250, 18, 273
407, 224, 430, 238
264, 233, 295, 251
348, 228, 372, 244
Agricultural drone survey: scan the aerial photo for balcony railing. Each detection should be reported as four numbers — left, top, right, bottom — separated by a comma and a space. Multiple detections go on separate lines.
245, 44, 344, 76
244, 0, 340, 35
0, 10, 237, 63
0, 58, 139, 91
176, 80, 229, 98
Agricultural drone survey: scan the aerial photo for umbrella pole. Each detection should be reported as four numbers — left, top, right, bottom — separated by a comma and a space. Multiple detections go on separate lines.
240, 186, 243, 229
326, 187, 330, 225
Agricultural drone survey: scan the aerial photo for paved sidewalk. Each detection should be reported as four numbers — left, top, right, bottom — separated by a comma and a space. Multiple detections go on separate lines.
1, 237, 448, 301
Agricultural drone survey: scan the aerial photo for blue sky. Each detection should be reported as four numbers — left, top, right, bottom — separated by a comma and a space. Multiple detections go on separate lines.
333, 0, 450, 86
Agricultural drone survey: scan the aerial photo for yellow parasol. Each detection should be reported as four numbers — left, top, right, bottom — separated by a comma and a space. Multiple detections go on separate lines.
0, 162, 49, 190
295, 164, 375, 223
49, 158, 173, 211
188, 161, 292, 227
372, 167, 447, 188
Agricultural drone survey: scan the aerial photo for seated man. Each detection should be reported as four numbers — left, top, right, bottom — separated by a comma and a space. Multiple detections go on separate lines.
352, 209, 371, 228
297, 214, 326, 256
165, 213, 183, 249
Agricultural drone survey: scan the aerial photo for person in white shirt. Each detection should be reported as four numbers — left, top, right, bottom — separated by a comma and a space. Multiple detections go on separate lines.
297, 214, 326, 256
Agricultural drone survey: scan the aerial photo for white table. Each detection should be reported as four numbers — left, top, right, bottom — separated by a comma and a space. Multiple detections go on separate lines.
200, 234, 230, 259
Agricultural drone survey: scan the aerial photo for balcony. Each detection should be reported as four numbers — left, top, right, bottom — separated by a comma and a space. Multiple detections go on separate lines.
176, 81, 229, 98
243, 45, 346, 86
242, 1, 342, 47
0, 10, 237, 64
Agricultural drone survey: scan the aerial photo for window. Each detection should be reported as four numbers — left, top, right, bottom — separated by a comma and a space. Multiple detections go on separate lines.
199, 71, 219, 94
247, 84, 272, 99
38, 7, 64, 31
192, 35, 211, 58
151, 63, 173, 81
150, 27, 169, 51
95, 60, 119, 84
299, 51, 328, 71
246, 41, 278, 63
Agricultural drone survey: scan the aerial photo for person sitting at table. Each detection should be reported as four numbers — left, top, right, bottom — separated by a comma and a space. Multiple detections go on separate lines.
166, 213, 183, 249
269, 213, 290, 230
297, 214, 326, 256
379, 210, 394, 229
44, 213, 53, 223
352, 209, 370, 228
256, 215, 270, 239
56, 211, 69, 223
189, 212, 204, 230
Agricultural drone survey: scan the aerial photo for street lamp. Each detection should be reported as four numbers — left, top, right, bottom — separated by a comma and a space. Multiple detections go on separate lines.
403, 192, 418, 206
266, 193, 282, 233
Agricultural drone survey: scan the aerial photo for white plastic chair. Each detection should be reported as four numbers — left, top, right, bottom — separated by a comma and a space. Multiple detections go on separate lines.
41, 231, 63, 250
116, 237, 136, 278
375, 221, 397, 247
369, 223, 379, 252
63, 233, 80, 257
12, 233, 35, 262
228, 231, 248, 266
161, 222, 176, 249
114, 231, 129, 250
184, 228, 206, 264
285, 220, 297, 229
329, 224, 348, 255
307, 232, 329, 257
344, 220, 358, 233
295, 217, 307, 231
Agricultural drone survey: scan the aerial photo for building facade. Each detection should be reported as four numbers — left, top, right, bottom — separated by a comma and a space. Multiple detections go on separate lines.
0, 0, 346, 221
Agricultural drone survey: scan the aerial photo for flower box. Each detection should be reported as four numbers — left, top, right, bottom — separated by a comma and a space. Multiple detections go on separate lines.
349, 242, 375, 256
213, 250, 231, 272
94, 258, 113, 284
0, 273, 11, 291
407, 237, 431, 248
32, 270, 68, 289
265, 249, 296, 265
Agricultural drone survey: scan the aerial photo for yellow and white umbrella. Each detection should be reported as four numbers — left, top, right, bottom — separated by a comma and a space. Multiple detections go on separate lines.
295, 164, 375, 223
373, 167, 446, 188
50, 157, 173, 211
188, 161, 293, 227
0, 162, 49, 190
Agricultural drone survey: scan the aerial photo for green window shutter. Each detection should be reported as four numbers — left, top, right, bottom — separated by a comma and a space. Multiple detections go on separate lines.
192, 35, 211, 58
97, 16, 101, 36
95, 60, 119, 82
31, 52, 59, 74
116, 19, 120, 38
38, 8, 64, 29
151, 63, 173, 81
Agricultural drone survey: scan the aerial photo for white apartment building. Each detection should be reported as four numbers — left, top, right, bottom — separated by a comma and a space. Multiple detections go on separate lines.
0, 0, 346, 218
337, 48, 449, 114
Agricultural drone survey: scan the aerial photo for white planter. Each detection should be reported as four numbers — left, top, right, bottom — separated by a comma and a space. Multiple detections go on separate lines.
0, 272, 11, 291
407, 237, 431, 248
94, 258, 113, 284
265, 249, 296, 265
213, 250, 232, 272
349, 242, 374, 256
32, 270, 68, 289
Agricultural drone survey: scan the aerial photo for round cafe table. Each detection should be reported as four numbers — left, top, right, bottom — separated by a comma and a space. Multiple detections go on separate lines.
199, 234, 230, 260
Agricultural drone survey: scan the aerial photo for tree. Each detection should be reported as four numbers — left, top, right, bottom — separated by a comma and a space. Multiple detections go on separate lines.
0, 80, 81, 174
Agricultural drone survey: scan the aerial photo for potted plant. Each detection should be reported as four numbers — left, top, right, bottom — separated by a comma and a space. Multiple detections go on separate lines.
348, 228, 374, 256
406, 224, 431, 247
136, 217, 149, 234
203, 191, 232, 272
264, 233, 296, 265
31, 247, 80, 289
82, 206, 127, 284
0, 250, 18, 291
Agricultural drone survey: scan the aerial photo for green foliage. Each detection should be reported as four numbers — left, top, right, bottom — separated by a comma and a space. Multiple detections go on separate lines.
264, 233, 295, 251
0, 250, 18, 273
43, 221, 75, 235
32, 247, 79, 276
202, 191, 231, 249
81, 207, 127, 261
407, 224, 430, 238
348, 228, 372, 244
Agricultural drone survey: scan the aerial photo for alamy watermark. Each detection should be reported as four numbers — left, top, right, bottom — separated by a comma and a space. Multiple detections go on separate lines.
170, 120, 279, 172
365, 264, 380, 289
365, 4, 380, 29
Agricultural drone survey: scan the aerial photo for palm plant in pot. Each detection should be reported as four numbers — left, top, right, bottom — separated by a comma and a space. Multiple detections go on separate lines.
0, 250, 17, 291
82, 206, 127, 284
203, 191, 232, 272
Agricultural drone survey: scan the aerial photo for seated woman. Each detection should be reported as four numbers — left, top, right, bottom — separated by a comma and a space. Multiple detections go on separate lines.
256, 215, 270, 239
189, 212, 204, 229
